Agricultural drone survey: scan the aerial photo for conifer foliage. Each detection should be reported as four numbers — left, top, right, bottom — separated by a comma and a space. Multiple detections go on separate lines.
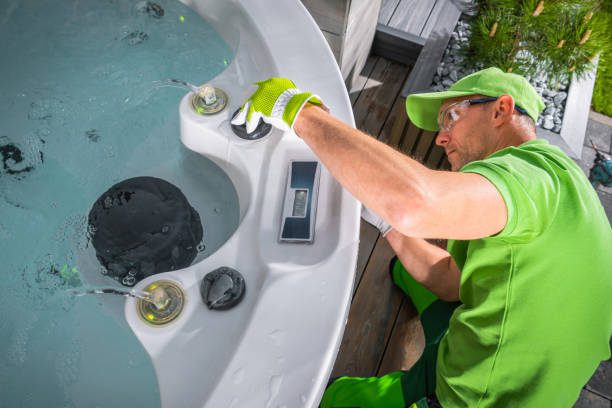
463, 0, 610, 83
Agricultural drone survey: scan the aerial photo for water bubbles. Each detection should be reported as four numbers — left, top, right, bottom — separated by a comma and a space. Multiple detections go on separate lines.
122, 31, 149, 46
103, 196, 113, 208
161, 225, 170, 234
0, 137, 35, 177
27, 97, 63, 121
85, 129, 100, 142
196, 241, 205, 252
214, 207, 221, 213
134, 1, 165, 19
122, 275, 136, 286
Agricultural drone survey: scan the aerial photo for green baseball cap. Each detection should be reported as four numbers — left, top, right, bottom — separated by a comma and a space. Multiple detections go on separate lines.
405, 67, 545, 131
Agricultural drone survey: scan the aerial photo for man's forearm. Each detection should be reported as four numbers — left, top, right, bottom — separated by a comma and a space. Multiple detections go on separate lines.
294, 104, 432, 235
385, 229, 460, 302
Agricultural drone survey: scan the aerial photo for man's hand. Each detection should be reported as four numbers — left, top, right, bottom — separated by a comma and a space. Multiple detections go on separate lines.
361, 205, 392, 236
231, 78, 327, 133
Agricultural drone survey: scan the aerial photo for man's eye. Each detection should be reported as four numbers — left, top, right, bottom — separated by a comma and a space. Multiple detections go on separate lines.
449, 109, 459, 121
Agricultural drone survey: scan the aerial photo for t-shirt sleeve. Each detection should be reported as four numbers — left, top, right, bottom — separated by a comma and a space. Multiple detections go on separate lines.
460, 148, 560, 242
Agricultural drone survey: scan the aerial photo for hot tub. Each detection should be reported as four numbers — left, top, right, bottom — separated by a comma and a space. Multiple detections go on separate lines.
0, 0, 359, 406
124, 0, 360, 407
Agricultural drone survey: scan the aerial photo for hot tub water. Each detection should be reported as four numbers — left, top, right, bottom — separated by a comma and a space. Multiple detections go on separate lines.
0, 0, 239, 406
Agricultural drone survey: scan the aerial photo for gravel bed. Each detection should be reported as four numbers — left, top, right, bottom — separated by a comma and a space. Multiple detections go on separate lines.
429, 17, 569, 134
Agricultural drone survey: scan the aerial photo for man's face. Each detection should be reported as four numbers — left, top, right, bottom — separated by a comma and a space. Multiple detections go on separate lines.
435, 96, 492, 171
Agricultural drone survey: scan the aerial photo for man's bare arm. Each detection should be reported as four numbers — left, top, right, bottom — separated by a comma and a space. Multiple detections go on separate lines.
385, 230, 460, 302
294, 104, 507, 240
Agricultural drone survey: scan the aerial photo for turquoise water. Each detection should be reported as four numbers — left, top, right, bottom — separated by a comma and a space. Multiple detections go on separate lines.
0, 0, 238, 406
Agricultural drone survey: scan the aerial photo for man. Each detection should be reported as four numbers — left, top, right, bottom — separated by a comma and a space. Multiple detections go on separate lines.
232, 68, 612, 407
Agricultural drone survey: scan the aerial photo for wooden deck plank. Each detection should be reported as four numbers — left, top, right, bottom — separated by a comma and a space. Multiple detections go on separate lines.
331, 237, 403, 378
585, 358, 612, 400
388, 0, 436, 37
420, 0, 447, 38
426, 144, 446, 169
400, 0, 461, 98
377, 298, 425, 374
380, 93, 408, 147
349, 55, 378, 106
352, 58, 410, 137
378, 0, 401, 26
573, 388, 611, 408
402, 125, 423, 156
353, 221, 381, 297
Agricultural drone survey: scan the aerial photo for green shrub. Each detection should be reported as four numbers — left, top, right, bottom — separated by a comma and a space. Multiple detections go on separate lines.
464, 0, 610, 85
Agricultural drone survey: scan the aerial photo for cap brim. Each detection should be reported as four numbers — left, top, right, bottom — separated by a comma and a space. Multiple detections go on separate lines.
405, 90, 476, 132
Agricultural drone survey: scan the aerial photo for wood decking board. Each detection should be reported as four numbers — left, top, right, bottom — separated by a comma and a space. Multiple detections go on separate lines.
352, 58, 410, 137
331, 236, 403, 378
380, 95, 407, 147
399, 0, 461, 98
376, 297, 425, 375
387, 0, 436, 37
401, 123, 423, 155
420, 0, 448, 38
574, 389, 612, 408
353, 222, 381, 298
349, 55, 378, 106
412, 131, 437, 163
378, 0, 402, 25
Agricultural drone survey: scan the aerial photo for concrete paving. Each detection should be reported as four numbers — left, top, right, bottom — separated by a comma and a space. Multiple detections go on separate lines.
574, 111, 612, 223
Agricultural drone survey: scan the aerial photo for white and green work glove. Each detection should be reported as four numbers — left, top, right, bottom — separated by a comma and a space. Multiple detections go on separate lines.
231, 77, 327, 133
361, 205, 392, 237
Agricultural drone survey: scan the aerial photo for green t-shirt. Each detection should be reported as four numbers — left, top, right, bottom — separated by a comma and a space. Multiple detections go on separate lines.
436, 139, 612, 407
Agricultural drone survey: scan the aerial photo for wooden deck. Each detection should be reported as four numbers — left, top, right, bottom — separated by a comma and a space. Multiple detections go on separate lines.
329, 3, 612, 402
331, 54, 444, 381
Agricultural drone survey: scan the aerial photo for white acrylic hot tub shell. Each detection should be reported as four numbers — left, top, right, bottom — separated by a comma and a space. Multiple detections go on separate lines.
124, 1, 360, 407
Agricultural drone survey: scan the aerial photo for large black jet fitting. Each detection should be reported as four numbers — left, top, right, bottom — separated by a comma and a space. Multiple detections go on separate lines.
88, 176, 203, 286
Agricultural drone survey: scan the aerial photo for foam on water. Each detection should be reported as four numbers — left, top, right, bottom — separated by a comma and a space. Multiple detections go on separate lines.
0, 0, 237, 406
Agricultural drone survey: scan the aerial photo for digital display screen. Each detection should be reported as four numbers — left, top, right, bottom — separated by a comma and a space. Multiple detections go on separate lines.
292, 189, 308, 217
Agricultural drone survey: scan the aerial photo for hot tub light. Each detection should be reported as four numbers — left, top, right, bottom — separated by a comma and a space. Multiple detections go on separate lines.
192, 84, 227, 115
137, 280, 185, 326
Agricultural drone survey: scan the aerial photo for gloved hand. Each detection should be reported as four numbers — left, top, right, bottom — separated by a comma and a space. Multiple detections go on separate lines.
361, 205, 392, 237
230, 77, 327, 133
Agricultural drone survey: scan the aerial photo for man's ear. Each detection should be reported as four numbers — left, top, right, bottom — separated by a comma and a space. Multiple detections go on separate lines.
491, 94, 515, 126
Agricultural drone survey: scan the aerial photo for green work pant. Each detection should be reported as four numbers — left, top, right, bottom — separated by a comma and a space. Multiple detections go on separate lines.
320, 258, 460, 408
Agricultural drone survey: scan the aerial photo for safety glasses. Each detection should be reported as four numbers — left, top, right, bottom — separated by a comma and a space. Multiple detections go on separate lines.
437, 97, 528, 132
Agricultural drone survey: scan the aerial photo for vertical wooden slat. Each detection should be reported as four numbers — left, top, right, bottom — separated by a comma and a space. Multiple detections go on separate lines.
412, 131, 436, 162
426, 144, 445, 170
388, 0, 436, 37
377, 298, 425, 375
349, 55, 379, 106
378, 0, 402, 25
352, 58, 409, 136
354, 221, 381, 297
439, 156, 451, 171
381, 96, 408, 146
400, 124, 422, 156
419, 0, 448, 38
331, 237, 402, 378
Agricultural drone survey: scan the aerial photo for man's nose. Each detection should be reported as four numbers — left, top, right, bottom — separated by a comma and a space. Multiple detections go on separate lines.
435, 130, 450, 147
